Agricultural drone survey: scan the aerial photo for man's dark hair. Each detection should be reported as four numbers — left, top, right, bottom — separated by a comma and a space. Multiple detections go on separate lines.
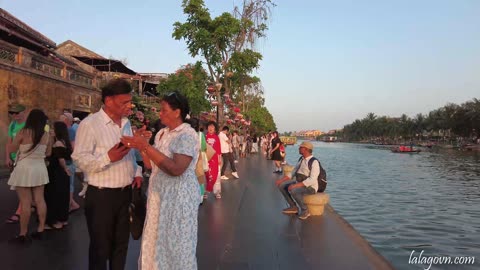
101, 79, 133, 103
222, 126, 229, 132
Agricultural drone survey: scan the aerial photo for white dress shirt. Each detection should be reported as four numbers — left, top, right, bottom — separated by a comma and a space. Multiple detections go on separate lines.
293, 155, 320, 192
218, 132, 230, 154
72, 108, 142, 188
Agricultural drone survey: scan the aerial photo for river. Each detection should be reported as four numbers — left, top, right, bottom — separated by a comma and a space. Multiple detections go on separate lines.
284, 142, 480, 270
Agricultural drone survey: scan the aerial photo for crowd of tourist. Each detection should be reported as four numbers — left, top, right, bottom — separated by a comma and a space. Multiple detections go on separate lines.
4, 78, 323, 270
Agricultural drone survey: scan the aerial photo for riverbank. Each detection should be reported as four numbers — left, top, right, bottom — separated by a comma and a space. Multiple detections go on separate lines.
288, 142, 479, 270
0, 153, 393, 269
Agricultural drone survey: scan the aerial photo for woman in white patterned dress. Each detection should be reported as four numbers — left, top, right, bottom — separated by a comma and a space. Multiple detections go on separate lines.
122, 91, 200, 270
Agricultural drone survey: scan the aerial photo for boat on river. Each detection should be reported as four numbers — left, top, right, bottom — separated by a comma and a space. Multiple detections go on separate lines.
391, 146, 421, 153
280, 136, 297, 145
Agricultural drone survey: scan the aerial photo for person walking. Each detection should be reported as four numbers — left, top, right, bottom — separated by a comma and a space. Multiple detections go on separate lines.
219, 126, 239, 180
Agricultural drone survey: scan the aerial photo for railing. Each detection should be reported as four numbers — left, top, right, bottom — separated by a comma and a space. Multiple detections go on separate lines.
0, 39, 95, 88
31, 56, 63, 78
0, 41, 17, 63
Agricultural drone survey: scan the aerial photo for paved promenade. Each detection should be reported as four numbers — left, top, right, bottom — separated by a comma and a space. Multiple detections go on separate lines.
0, 154, 393, 270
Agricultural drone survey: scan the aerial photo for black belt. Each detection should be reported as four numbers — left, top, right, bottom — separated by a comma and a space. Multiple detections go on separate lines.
88, 185, 131, 191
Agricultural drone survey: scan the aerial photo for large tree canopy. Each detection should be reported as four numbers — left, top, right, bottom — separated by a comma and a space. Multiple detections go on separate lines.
156, 62, 211, 116
173, 0, 274, 125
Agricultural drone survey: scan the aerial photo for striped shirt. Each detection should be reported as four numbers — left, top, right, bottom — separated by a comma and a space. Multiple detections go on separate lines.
71, 108, 142, 188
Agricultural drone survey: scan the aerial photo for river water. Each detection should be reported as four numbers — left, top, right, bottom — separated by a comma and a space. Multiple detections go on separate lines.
284, 142, 480, 270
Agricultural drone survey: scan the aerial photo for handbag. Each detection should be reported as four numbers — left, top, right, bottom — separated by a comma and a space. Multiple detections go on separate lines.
129, 187, 146, 240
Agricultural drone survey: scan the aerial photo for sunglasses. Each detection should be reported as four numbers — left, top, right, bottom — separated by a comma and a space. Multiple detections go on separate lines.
167, 92, 180, 103
8, 111, 20, 115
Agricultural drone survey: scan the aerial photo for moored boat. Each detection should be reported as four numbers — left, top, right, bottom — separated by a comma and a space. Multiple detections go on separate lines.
391, 146, 421, 153
280, 136, 297, 145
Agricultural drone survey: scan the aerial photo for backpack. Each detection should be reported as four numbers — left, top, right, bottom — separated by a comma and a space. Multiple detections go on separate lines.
296, 156, 327, 193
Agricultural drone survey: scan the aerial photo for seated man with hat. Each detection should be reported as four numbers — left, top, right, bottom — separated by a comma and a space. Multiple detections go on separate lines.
275, 141, 320, 220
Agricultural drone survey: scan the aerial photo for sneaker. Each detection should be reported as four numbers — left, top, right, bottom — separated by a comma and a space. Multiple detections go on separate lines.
282, 206, 298, 214
220, 175, 229, 180
232, 172, 239, 179
298, 210, 311, 220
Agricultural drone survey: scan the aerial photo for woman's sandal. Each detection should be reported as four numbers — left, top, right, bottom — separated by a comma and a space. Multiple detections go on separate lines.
5, 214, 20, 224
45, 223, 63, 230
215, 194, 222, 199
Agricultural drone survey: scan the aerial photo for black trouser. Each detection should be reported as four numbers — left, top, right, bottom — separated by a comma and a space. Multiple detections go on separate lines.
85, 185, 132, 270
221, 152, 237, 175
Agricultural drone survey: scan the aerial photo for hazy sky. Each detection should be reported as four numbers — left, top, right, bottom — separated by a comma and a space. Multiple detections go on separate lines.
2, 0, 479, 132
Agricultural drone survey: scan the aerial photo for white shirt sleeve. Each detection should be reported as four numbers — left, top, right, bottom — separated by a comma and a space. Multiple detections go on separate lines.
302, 159, 320, 188
71, 121, 111, 173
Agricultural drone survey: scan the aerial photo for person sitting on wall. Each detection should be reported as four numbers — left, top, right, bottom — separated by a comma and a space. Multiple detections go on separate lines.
275, 141, 320, 220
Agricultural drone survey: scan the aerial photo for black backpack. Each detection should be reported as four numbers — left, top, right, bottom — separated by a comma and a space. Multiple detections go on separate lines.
296, 156, 327, 193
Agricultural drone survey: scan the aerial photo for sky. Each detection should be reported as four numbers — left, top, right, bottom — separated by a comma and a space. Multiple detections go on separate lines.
2, 0, 479, 132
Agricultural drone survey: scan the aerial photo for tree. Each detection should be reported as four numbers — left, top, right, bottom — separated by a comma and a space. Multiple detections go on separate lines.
173, 0, 274, 125
244, 105, 276, 134
156, 62, 211, 116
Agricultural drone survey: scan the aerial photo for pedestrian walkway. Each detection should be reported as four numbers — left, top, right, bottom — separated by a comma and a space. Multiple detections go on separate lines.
0, 154, 394, 270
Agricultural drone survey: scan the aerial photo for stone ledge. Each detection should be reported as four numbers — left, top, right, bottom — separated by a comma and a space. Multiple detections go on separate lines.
304, 193, 330, 215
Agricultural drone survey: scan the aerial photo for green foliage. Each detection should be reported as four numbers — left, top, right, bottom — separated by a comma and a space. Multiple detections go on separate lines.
130, 93, 159, 127
156, 62, 211, 116
343, 98, 480, 141
173, 0, 274, 124
244, 106, 276, 134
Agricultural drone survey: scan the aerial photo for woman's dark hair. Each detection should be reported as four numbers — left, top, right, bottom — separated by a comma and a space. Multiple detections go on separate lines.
53, 121, 73, 152
101, 78, 132, 103
24, 109, 48, 152
206, 121, 218, 133
161, 91, 190, 122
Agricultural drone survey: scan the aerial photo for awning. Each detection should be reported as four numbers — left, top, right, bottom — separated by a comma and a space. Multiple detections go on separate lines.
72, 56, 137, 75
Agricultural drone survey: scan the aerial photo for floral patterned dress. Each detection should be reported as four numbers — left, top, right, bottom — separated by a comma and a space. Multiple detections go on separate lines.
139, 123, 200, 270
204, 132, 221, 193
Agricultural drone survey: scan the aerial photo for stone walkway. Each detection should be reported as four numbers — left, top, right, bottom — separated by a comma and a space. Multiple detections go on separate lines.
0, 154, 394, 270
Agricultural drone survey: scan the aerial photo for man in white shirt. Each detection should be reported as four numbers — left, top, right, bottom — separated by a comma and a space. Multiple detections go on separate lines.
219, 126, 239, 179
72, 79, 142, 270
275, 141, 319, 220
